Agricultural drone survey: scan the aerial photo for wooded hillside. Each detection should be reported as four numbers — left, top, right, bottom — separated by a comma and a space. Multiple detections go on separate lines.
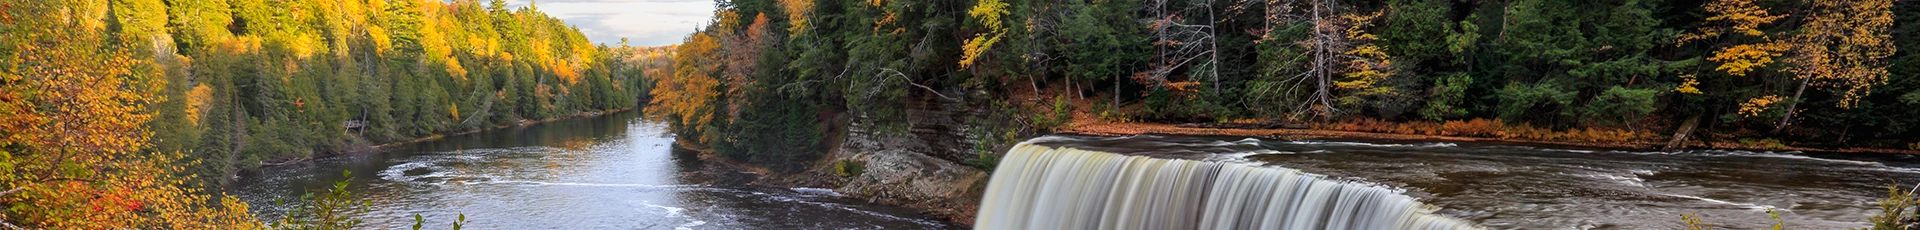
647, 0, 1920, 164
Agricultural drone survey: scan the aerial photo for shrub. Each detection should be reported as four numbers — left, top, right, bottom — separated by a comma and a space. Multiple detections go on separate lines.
964, 152, 1002, 172
1579, 86, 1660, 126
1494, 83, 1577, 122
1738, 138, 1788, 150
1441, 119, 1504, 137
832, 160, 866, 178
1025, 95, 1073, 131
1421, 73, 1475, 121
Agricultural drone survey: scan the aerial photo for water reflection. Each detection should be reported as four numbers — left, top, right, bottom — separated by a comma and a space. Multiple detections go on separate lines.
230, 111, 950, 229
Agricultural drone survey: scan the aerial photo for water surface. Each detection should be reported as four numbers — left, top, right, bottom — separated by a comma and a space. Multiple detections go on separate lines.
1028, 135, 1920, 229
230, 111, 951, 229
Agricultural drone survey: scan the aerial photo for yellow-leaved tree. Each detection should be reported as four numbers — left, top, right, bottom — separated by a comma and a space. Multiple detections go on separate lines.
1, 0, 258, 228
779, 0, 814, 36
647, 32, 724, 143
1334, 10, 1396, 107
1765, 0, 1895, 133
1679, 0, 1790, 78
1781, 0, 1895, 109
958, 0, 1009, 69
1684, 0, 1896, 133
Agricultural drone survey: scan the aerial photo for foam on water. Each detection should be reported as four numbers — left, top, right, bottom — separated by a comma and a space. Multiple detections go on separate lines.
789, 187, 844, 197
749, 191, 949, 227
1285, 141, 1460, 148
1665, 193, 1777, 211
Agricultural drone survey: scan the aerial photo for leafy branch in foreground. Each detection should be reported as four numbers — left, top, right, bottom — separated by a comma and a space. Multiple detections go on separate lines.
1861, 185, 1920, 230
270, 171, 369, 230
271, 170, 471, 230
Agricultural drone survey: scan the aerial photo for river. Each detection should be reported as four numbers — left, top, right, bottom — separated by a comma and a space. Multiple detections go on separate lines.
233, 110, 1920, 229
1026, 135, 1920, 229
229, 111, 953, 229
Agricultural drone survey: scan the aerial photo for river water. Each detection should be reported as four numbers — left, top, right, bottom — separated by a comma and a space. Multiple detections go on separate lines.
233, 110, 1920, 229
228, 111, 952, 229
1028, 135, 1920, 229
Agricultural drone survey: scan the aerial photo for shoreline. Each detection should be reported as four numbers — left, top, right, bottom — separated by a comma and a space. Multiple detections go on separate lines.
250, 107, 637, 169
1061, 121, 1920, 155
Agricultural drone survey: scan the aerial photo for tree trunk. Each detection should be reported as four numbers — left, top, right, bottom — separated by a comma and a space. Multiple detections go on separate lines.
1771, 77, 1811, 134
1665, 114, 1702, 150
1030, 76, 1040, 100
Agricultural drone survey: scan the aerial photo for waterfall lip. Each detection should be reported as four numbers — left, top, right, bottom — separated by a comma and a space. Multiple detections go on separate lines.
977, 143, 1486, 230
1020, 135, 1280, 157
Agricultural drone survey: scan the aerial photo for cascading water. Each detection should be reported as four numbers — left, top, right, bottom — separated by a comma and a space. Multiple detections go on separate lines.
975, 142, 1481, 230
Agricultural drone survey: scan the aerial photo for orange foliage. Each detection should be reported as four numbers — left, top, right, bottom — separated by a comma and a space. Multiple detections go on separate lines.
1783, 0, 1896, 108
647, 33, 724, 139
1, 1, 258, 228
779, 0, 815, 35
722, 14, 774, 122
1681, 0, 1789, 77
1319, 118, 1657, 143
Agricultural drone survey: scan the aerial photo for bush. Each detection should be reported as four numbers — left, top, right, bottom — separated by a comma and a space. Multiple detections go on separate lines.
1738, 138, 1788, 150
1579, 86, 1660, 126
1139, 86, 1230, 122
1495, 83, 1577, 122
964, 152, 1002, 172
1441, 119, 1504, 137
832, 160, 866, 178
1421, 73, 1475, 121
1026, 95, 1073, 131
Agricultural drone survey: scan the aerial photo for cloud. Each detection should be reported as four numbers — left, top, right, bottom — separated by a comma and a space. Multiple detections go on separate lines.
502, 0, 714, 46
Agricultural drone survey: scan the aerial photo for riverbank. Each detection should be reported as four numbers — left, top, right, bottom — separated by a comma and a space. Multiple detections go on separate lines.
674, 143, 981, 227
256, 108, 636, 168
1061, 120, 1920, 155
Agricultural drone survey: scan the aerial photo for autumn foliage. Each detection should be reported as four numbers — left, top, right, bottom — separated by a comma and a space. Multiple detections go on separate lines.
2, 0, 258, 228
1318, 118, 1658, 143
646, 33, 723, 141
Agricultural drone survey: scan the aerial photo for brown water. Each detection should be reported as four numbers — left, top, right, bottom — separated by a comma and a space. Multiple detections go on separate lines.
1026, 135, 1920, 229
228, 111, 953, 229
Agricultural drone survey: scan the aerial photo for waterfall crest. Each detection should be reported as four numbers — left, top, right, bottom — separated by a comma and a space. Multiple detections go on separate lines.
975, 143, 1481, 230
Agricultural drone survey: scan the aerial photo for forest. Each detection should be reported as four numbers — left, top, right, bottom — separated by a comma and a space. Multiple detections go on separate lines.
1, 0, 1918, 228
645, 0, 1920, 165
1, 0, 665, 227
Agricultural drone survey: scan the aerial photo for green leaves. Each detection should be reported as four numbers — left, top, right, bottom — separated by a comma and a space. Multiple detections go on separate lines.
1579, 86, 1659, 126
1421, 73, 1474, 121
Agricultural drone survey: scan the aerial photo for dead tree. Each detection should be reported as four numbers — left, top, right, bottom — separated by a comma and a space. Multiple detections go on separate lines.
1144, 0, 1221, 95
1250, 0, 1361, 119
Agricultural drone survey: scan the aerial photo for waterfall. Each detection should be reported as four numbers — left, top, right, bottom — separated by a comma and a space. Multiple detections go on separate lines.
975, 142, 1481, 230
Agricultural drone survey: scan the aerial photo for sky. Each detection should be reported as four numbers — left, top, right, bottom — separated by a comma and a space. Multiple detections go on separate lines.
500, 0, 715, 47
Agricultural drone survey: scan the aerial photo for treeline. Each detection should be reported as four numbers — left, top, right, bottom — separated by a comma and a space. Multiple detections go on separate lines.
5, 0, 661, 227
649, 0, 1920, 164
140, 0, 662, 185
